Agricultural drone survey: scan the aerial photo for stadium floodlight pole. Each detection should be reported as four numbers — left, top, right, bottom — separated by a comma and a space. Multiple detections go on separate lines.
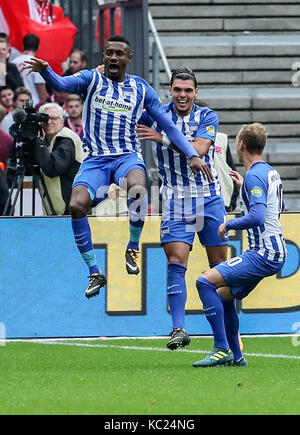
148, 10, 172, 81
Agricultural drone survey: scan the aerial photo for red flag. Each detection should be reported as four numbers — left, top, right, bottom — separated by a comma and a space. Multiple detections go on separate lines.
0, 0, 77, 75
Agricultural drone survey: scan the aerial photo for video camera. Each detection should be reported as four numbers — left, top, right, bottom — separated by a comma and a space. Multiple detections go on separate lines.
9, 99, 49, 142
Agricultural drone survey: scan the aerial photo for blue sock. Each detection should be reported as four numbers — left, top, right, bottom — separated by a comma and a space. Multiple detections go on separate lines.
167, 262, 187, 330
127, 195, 147, 251
71, 217, 100, 276
220, 296, 242, 361
196, 277, 229, 351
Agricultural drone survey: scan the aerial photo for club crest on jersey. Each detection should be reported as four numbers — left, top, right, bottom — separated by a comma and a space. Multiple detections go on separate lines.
187, 121, 198, 131
251, 186, 263, 197
122, 87, 134, 98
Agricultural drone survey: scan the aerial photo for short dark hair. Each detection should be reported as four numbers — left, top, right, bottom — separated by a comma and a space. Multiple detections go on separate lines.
0, 33, 9, 43
170, 68, 197, 88
23, 33, 40, 52
0, 86, 14, 94
66, 94, 83, 104
13, 87, 32, 102
71, 49, 88, 64
238, 123, 267, 155
107, 35, 131, 51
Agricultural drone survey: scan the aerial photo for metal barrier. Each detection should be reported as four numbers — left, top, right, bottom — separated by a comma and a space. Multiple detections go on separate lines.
148, 10, 171, 94
61, 0, 149, 78
97, 0, 149, 80
60, 0, 99, 67
60, 1, 169, 89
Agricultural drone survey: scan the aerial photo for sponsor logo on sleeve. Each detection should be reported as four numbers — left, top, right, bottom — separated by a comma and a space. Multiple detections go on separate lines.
251, 186, 263, 197
206, 126, 215, 136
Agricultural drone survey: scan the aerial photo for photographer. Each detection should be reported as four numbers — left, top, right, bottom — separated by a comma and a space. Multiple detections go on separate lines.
0, 103, 13, 215
33, 102, 83, 215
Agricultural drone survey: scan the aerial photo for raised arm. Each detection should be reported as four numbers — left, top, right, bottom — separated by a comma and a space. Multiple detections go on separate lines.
137, 111, 213, 181
24, 57, 90, 94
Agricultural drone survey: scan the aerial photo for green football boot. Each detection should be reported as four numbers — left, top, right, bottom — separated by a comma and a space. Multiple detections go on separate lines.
231, 357, 248, 367
193, 348, 234, 368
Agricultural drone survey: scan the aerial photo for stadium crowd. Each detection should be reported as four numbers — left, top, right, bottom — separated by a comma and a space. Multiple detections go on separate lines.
0, 28, 87, 216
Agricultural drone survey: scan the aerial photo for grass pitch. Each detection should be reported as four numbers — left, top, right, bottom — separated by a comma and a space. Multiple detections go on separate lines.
0, 336, 299, 415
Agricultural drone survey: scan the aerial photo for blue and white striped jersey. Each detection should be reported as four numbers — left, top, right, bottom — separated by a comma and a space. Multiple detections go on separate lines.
241, 161, 287, 262
70, 70, 167, 156
139, 102, 220, 199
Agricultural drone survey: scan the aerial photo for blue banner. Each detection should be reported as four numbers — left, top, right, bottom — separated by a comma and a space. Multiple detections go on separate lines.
0, 216, 299, 338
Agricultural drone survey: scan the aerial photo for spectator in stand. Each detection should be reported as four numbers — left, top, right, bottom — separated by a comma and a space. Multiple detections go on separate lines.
0, 35, 23, 90
0, 33, 21, 62
214, 131, 239, 212
1, 87, 32, 135
63, 50, 88, 76
0, 85, 14, 114
0, 102, 14, 215
34, 0, 64, 25
64, 94, 83, 141
196, 99, 239, 212
33, 102, 84, 215
35, 88, 69, 114
0, 101, 5, 121
12, 33, 48, 107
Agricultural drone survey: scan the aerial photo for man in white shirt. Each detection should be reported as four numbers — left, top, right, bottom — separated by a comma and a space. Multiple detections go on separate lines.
12, 33, 48, 107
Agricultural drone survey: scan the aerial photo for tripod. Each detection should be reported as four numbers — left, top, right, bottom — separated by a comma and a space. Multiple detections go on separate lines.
3, 147, 55, 217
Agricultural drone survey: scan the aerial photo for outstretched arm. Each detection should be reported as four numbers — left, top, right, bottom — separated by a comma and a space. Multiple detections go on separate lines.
136, 119, 213, 181
218, 202, 266, 241
24, 57, 89, 94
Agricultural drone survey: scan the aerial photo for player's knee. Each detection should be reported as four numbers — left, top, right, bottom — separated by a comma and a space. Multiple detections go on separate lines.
69, 188, 91, 218
69, 200, 87, 219
196, 276, 215, 296
167, 254, 186, 265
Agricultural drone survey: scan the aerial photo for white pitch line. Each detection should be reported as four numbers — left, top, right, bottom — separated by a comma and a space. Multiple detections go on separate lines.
32, 340, 300, 360
1, 333, 297, 344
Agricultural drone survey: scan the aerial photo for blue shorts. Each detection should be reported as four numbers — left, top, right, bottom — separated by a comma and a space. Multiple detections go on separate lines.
160, 195, 228, 247
215, 250, 284, 299
72, 153, 145, 205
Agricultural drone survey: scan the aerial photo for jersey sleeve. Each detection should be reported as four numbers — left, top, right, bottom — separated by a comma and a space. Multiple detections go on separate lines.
143, 85, 167, 121
41, 66, 93, 94
195, 110, 219, 142
226, 202, 266, 231
137, 110, 153, 127
155, 112, 199, 158
244, 171, 268, 207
